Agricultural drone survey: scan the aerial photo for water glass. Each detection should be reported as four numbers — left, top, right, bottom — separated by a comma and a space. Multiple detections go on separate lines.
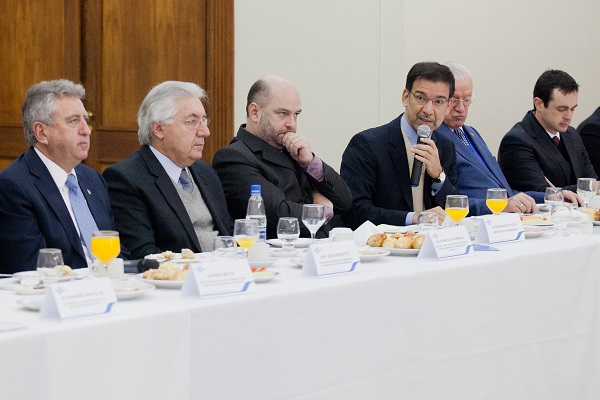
36, 248, 64, 284
214, 236, 237, 256
417, 212, 439, 231
550, 203, 572, 236
277, 217, 300, 250
577, 178, 597, 208
544, 187, 563, 206
301, 204, 326, 242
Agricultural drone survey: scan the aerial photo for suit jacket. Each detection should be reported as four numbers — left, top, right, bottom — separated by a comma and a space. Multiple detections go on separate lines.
578, 107, 600, 177
212, 126, 352, 239
340, 115, 458, 229
0, 148, 121, 273
438, 123, 544, 215
103, 145, 233, 259
498, 110, 597, 192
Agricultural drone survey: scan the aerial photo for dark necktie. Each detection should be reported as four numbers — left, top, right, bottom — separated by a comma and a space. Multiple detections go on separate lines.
552, 136, 560, 146
454, 128, 469, 147
65, 174, 99, 252
179, 169, 193, 194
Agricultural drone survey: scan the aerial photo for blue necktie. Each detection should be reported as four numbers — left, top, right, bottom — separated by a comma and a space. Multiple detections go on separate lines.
454, 128, 470, 146
65, 174, 99, 252
179, 169, 193, 194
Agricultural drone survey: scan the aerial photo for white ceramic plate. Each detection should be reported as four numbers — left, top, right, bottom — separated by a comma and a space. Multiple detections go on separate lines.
17, 297, 44, 311
136, 274, 184, 289
144, 253, 205, 263
358, 248, 391, 262
270, 248, 299, 258
13, 271, 79, 283
112, 279, 155, 300
370, 246, 420, 256
266, 238, 314, 248
521, 219, 553, 227
249, 258, 277, 268
253, 271, 278, 283
524, 230, 549, 239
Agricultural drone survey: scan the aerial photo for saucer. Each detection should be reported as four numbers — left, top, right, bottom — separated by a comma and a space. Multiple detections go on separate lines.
249, 258, 277, 268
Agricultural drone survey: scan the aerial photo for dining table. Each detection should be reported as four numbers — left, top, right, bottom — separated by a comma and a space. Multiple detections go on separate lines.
1, 230, 600, 399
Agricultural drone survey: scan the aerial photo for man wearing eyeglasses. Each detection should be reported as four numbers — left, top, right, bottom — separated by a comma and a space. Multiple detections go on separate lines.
498, 70, 596, 195
213, 75, 352, 239
341, 62, 458, 228
103, 81, 233, 259
437, 62, 547, 216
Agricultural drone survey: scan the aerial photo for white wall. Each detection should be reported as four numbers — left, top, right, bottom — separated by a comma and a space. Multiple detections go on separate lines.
235, 0, 600, 172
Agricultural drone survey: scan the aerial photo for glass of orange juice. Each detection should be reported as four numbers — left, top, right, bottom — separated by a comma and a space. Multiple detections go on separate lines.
486, 188, 508, 215
91, 230, 120, 276
233, 219, 259, 258
445, 195, 469, 226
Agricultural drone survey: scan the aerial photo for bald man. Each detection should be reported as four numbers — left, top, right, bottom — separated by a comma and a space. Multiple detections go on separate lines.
213, 75, 351, 239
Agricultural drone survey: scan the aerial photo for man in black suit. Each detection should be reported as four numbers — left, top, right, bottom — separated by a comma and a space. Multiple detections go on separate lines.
498, 70, 595, 195
212, 75, 352, 239
103, 81, 232, 259
0, 80, 127, 273
578, 107, 600, 177
340, 62, 458, 229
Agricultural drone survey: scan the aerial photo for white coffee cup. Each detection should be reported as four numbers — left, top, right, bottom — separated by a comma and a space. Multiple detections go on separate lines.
107, 258, 125, 278
248, 243, 271, 263
329, 227, 354, 242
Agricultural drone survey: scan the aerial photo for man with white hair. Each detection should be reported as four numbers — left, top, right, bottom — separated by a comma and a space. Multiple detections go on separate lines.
103, 81, 232, 259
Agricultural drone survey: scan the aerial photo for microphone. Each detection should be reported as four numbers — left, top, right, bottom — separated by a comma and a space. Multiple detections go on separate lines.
410, 124, 432, 187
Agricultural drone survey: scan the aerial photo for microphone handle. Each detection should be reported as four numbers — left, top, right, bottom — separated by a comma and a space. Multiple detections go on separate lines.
410, 137, 426, 187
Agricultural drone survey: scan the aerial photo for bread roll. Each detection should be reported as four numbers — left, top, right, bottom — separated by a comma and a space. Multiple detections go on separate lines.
367, 233, 387, 247
181, 248, 195, 259
382, 238, 397, 248
411, 234, 425, 249
395, 236, 413, 249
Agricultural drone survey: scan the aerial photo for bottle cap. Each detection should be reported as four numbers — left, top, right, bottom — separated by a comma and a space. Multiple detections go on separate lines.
250, 184, 261, 195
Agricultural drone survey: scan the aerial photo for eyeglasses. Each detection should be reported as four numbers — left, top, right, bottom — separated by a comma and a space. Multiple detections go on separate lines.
449, 95, 476, 107
176, 116, 210, 130
409, 91, 449, 109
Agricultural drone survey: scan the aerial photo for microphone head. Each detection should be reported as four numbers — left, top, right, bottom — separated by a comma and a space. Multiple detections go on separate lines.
417, 124, 431, 139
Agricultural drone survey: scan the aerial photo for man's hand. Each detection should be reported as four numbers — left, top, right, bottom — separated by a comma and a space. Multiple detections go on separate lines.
505, 193, 538, 213
282, 132, 314, 167
411, 137, 443, 180
412, 206, 446, 225
312, 189, 333, 209
562, 190, 584, 207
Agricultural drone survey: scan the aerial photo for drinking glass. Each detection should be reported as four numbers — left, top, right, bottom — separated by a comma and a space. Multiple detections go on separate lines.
301, 204, 326, 242
277, 217, 300, 250
417, 212, 439, 231
36, 248, 64, 284
445, 195, 469, 226
550, 203, 572, 236
91, 231, 120, 277
486, 188, 508, 215
544, 187, 563, 207
577, 178, 598, 208
233, 219, 259, 257
214, 236, 237, 256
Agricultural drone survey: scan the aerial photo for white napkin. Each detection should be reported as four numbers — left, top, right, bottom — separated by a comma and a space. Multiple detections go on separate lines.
567, 210, 593, 235
353, 221, 383, 245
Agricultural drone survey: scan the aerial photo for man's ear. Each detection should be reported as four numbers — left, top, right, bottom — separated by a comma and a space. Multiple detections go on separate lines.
247, 102, 261, 123
533, 97, 544, 112
151, 121, 165, 140
33, 121, 49, 144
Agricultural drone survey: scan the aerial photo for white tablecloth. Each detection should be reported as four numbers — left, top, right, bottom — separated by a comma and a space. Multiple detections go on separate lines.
1, 233, 600, 399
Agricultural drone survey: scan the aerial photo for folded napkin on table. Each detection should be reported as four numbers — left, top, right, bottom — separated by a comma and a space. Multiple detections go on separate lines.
567, 210, 593, 235
353, 221, 383, 245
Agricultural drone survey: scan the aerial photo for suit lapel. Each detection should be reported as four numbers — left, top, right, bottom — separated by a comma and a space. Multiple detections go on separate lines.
461, 126, 510, 188
527, 117, 572, 183
74, 166, 108, 229
25, 149, 86, 260
390, 127, 413, 210
140, 147, 202, 250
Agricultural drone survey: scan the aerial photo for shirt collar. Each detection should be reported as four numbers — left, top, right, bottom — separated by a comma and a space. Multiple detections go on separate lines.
33, 147, 75, 188
400, 115, 418, 146
149, 145, 188, 184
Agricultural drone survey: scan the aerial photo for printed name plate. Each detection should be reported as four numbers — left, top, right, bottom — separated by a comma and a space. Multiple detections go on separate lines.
418, 226, 473, 260
182, 259, 255, 297
303, 241, 360, 277
475, 214, 524, 244
41, 277, 117, 320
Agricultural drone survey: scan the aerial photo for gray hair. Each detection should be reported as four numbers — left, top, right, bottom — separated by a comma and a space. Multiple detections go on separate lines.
444, 62, 472, 83
137, 81, 208, 145
22, 79, 86, 146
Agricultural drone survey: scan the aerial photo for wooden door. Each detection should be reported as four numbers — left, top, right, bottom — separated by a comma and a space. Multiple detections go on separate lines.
0, 0, 233, 171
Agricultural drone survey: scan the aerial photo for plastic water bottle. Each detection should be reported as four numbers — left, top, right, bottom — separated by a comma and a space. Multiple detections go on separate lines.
246, 184, 267, 243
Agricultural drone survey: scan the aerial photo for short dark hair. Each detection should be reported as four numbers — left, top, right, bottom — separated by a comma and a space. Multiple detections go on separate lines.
533, 69, 579, 107
246, 78, 271, 117
405, 62, 455, 99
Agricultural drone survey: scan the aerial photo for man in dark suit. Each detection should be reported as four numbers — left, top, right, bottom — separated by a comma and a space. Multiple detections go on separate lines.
578, 107, 600, 176
498, 70, 595, 195
212, 75, 352, 239
0, 80, 126, 273
439, 63, 550, 216
341, 62, 458, 229
103, 81, 232, 259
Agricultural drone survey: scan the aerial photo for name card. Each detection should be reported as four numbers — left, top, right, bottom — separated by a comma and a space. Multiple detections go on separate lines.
303, 241, 360, 277
418, 226, 473, 260
475, 214, 524, 244
41, 277, 117, 320
181, 259, 255, 297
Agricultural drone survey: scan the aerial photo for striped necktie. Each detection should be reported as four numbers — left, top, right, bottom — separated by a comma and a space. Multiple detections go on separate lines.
179, 169, 193, 194
454, 128, 469, 146
65, 174, 99, 252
